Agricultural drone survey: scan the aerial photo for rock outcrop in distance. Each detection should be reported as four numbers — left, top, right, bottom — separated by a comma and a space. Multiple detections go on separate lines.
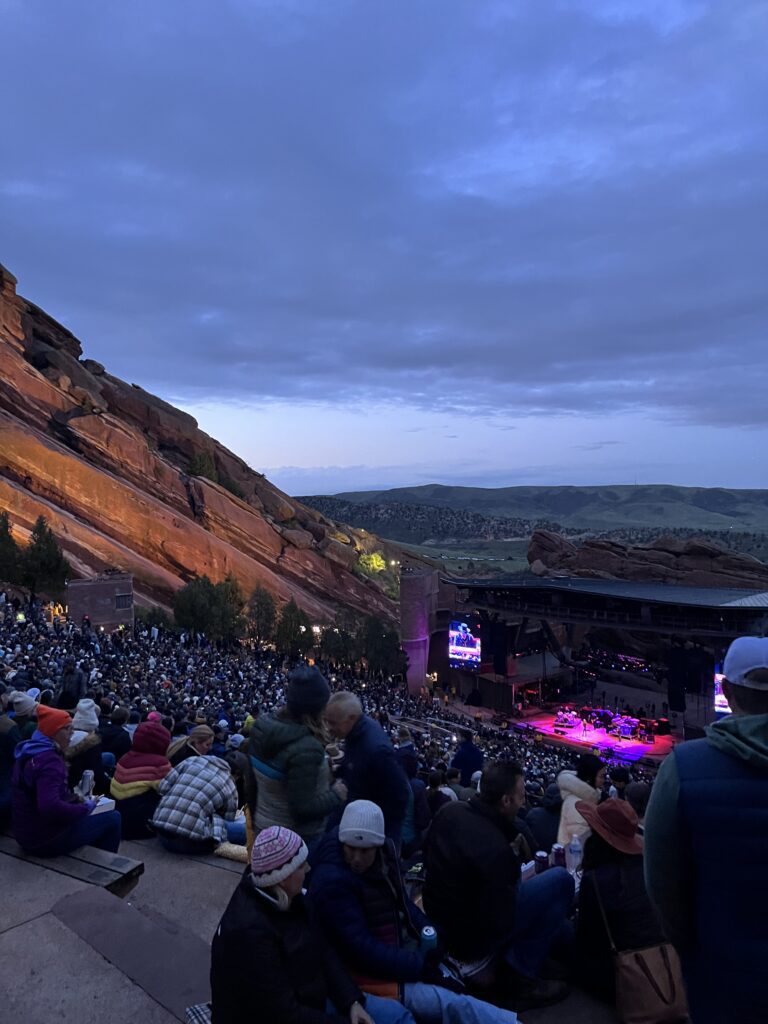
528, 529, 768, 590
0, 265, 398, 620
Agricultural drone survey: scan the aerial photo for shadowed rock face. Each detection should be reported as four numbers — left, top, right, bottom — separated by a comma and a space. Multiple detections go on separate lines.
0, 264, 397, 620
528, 529, 768, 590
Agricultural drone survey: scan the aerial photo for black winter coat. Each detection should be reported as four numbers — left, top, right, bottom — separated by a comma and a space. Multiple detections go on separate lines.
423, 796, 520, 961
98, 722, 132, 761
210, 873, 363, 1024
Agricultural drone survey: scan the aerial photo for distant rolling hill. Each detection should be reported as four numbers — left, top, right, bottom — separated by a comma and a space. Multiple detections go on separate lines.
326, 484, 768, 533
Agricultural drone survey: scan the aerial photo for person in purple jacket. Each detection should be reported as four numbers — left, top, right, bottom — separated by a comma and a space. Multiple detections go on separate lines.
12, 705, 121, 856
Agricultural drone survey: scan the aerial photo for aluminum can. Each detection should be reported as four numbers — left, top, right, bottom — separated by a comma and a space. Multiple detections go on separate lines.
80, 769, 95, 798
420, 926, 438, 952
535, 851, 549, 874
551, 843, 566, 868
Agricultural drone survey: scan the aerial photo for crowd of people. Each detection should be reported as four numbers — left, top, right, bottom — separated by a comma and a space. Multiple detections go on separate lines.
1, 589, 767, 1023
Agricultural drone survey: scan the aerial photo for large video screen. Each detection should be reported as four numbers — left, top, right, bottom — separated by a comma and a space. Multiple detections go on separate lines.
448, 620, 481, 670
714, 672, 732, 715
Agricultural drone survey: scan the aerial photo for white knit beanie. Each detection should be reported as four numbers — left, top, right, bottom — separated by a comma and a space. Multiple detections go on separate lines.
72, 698, 99, 733
339, 800, 386, 848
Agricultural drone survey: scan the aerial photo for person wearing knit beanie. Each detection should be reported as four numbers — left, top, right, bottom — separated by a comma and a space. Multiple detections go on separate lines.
339, 800, 386, 849
11, 692, 38, 717
250, 825, 309, 893
286, 666, 331, 719
72, 698, 99, 733
36, 705, 73, 741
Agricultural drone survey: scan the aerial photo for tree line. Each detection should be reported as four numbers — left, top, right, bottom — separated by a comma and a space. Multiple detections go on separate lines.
0, 512, 70, 601
172, 575, 406, 676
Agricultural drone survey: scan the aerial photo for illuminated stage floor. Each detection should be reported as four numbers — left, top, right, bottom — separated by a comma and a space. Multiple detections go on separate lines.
526, 713, 678, 764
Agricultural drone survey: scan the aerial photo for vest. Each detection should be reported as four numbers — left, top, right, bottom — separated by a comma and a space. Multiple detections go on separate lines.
675, 739, 768, 1023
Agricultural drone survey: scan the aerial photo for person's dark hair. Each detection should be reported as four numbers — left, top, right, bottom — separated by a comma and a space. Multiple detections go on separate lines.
625, 782, 651, 819
110, 706, 129, 726
224, 750, 256, 813
576, 754, 604, 788
428, 769, 444, 789
446, 767, 460, 782
582, 830, 625, 872
726, 676, 768, 715
610, 767, 630, 786
99, 697, 113, 716
458, 728, 472, 742
161, 715, 174, 732
128, 709, 141, 724
477, 760, 524, 805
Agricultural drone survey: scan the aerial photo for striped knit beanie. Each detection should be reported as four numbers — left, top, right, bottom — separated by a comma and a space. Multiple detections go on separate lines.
251, 826, 308, 887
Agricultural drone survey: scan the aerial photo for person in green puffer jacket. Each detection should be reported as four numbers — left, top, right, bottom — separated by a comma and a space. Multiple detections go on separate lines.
249, 666, 347, 841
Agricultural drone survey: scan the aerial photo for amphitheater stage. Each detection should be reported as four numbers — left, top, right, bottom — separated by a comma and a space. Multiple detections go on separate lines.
524, 712, 678, 765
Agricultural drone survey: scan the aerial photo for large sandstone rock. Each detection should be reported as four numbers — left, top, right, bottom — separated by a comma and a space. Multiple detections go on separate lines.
0, 264, 398, 621
528, 529, 768, 590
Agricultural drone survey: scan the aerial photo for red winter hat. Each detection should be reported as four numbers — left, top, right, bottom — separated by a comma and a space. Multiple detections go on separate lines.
36, 705, 73, 738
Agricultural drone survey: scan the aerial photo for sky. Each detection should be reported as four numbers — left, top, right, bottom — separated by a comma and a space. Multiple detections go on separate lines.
2, 0, 767, 496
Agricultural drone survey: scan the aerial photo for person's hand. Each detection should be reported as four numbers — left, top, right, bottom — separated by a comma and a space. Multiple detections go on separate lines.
84, 798, 97, 813
332, 779, 348, 801
349, 1001, 373, 1024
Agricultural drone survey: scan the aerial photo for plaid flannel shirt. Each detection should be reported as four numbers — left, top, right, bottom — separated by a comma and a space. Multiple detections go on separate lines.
152, 755, 238, 841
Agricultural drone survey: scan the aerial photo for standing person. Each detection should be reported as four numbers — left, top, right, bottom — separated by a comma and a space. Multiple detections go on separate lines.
56, 657, 86, 711
574, 799, 665, 1003
450, 729, 484, 788
310, 799, 522, 1024
249, 667, 347, 842
325, 692, 409, 844
423, 761, 571, 1012
11, 705, 121, 855
645, 636, 768, 1024
556, 755, 605, 846
210, 825, 415, 1024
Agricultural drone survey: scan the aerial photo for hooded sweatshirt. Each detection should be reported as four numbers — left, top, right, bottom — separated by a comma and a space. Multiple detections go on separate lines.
111, 722, 171, 801
645, 712, 768, 1024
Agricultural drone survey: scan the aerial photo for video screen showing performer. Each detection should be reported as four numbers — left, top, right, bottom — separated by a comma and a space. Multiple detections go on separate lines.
448, 620, 481, 669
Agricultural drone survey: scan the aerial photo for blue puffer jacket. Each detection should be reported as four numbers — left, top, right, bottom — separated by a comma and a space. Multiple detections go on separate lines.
339, 716, 410, 842
308, 828, 428, 997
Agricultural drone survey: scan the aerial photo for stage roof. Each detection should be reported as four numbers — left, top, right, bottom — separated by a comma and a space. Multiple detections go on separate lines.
443, 576, 768, 611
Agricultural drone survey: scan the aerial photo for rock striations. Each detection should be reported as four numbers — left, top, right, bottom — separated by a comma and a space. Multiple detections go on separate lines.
528, 529, 768, 590
0, 265, 396, 620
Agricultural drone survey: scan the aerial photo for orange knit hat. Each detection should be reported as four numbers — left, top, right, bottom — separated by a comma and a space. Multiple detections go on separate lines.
36, 705, 73, 738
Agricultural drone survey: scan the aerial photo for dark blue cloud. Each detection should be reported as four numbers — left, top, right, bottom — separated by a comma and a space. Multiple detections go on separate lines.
1, 0, 766, 426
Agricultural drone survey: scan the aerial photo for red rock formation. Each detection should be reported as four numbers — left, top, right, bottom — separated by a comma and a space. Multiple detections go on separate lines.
0, 264, 399, 620
528, 529, 768, 590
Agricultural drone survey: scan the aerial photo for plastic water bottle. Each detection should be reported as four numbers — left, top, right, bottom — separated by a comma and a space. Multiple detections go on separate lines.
566, 834, 582, 875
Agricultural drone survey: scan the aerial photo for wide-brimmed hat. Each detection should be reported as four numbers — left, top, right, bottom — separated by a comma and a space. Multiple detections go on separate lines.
575, 797, 643, 855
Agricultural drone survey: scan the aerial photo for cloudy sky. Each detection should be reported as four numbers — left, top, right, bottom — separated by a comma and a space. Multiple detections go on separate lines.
2, 0, 767, 495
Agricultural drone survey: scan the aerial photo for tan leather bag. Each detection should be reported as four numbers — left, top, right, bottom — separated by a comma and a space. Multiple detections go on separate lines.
591, 874, 690, 1024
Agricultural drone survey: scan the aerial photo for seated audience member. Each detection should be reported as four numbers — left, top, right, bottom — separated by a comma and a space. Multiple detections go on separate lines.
222, 748, 257, 845
249, 667, 347, 842
574, 799, 664, 1002
624, 782, 650, 835
124, 709, 141, 740
0, 684, 22, 829
426, 770, 453, 818
525, 783, 562, 853
111, 721, 172, 839
556, 755, 605, 845
607, 767, 630, 801
66, 698, 108, 795
210, 825, 414, 1024
423, 760, 572, 1012
310, 800, 521, 1024
99, 705, 132, 761
446, 767, 474, 801
167, 723, 214, 766
10, 691, 38, 741
151, 750, 238, 854
12, 705, 121, 855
